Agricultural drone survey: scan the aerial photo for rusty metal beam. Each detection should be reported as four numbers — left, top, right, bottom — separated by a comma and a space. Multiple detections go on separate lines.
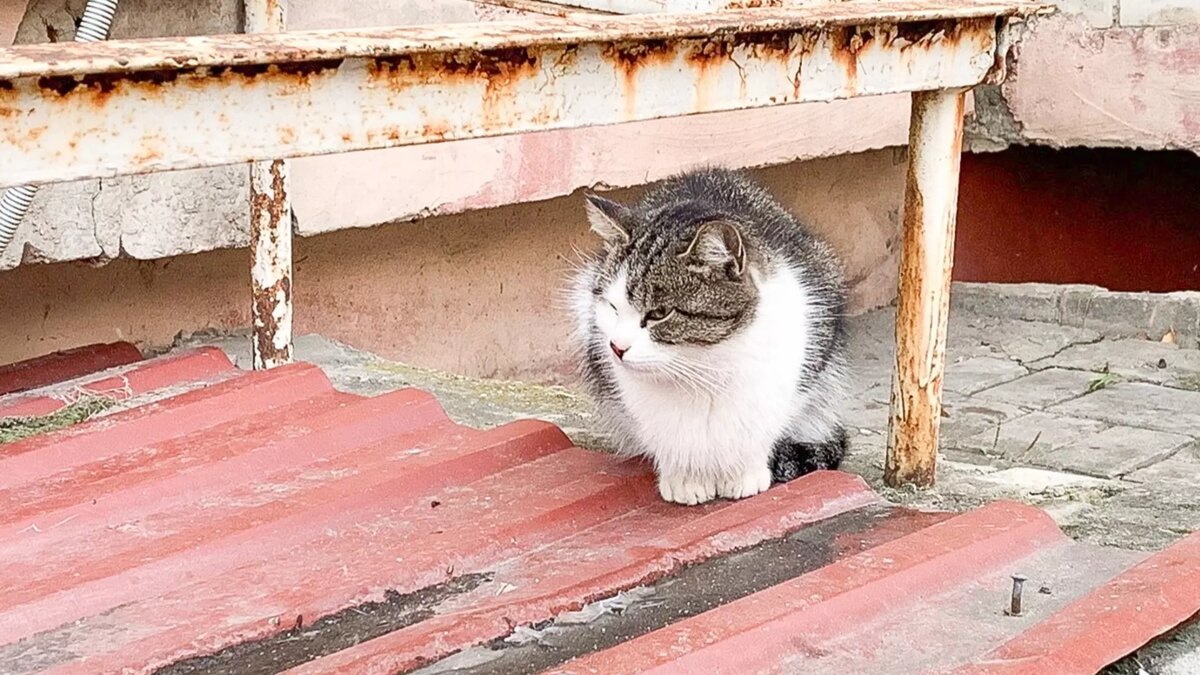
0, 1, 1050, 189
246, 0, 293, 370
885, 87, 966, 488
544, 1, 891, 14
477, 0, 617, 17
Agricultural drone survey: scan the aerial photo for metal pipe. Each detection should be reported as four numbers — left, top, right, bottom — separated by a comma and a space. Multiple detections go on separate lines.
0, 0, 120, 256
245, 0, 293, 370
885, 87, 968, 488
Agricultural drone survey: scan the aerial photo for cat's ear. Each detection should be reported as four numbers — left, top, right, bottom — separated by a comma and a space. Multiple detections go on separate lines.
680, 221, 747, 278
584, 192, 631, 245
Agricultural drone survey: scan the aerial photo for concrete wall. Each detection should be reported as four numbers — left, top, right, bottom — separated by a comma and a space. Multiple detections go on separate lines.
969, 0, 1200, 153
0, 154, 905, 380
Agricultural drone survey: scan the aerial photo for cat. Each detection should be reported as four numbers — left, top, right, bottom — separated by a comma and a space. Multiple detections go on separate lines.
569, 167, 850, 505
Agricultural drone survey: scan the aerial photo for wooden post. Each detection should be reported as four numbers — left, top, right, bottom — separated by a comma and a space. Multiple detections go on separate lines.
885, 88, 967, 488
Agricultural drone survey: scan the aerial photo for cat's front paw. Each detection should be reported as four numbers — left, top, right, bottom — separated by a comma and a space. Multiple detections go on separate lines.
717, 463, 772, 500
657, 472, 718, 505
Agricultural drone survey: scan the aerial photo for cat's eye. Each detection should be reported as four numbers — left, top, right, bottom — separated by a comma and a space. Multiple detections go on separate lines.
642, 308, 673, 326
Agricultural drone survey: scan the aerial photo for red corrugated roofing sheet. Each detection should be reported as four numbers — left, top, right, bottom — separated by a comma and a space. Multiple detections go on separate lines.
0, 347, 1196, 674
0, 346, 234, 419
0, 342, 142, 397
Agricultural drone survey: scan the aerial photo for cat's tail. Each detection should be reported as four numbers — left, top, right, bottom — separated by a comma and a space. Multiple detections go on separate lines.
769, 426, 848, 483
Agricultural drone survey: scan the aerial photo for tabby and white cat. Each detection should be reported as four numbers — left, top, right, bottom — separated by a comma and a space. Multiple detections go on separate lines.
570, 167, 850, 505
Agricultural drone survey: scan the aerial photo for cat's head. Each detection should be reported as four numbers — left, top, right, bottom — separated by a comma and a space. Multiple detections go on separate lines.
583, 192, 760, 377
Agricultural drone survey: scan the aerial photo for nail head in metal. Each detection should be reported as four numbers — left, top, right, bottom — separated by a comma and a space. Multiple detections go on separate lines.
1006, 574, 1028, 616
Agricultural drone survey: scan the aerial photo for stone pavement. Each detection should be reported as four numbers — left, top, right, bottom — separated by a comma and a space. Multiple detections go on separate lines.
184, 281, 1200, 673
839, 290, 1200, 554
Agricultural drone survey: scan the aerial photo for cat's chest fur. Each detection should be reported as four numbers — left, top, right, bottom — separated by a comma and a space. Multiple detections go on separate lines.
608, 267, 814, 466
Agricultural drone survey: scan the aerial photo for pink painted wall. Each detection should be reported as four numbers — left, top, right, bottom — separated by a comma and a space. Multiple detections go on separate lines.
1000, 10, 1200, 153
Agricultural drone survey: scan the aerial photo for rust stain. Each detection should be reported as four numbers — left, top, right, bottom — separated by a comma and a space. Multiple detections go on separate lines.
250, 159, 289, 236
687, 37, 735, 69
367, 47, 543, 132
747, 31, 798, 61
886, 90, 966, 490
602, 40, 674, 121
132, 134, 167, 166
686, 38, 734, 111
421, 120, 452, 141
251, 276, 291, 364
250, 159, 291, 366
33, 58, 342, 107
208, 59, 342, 90
368, 54, 418, 78
476, 49, 541, 132
830, 27, 872, 95
724, 0, 782, 7
601, 39, 674, 74
133, 147, 163, 164
38, 69, 179, 103
894, 20, 960, 49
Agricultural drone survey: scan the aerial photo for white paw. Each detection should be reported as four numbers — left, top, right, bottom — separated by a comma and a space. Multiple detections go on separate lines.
717, 463, 772, 500
657, 472, 718, 505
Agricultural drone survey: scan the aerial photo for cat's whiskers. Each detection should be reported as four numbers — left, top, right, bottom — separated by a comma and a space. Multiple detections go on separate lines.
660, 358, 723, 397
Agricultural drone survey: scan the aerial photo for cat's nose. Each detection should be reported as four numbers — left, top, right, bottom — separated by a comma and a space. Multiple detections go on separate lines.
609, 341, 628, 359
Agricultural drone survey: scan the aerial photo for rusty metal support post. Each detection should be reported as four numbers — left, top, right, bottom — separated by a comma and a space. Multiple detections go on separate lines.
246, 0, 292, 370
885, 87, 967, 488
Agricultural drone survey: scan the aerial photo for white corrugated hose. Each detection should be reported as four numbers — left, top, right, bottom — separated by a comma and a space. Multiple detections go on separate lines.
0, 0, 121, 255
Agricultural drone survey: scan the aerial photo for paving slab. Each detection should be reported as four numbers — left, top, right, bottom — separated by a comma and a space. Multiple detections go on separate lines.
842, 384, 890, 433
1035, 338, 1200, 389
1024, 425, 1195, 479
973, 467, 1108, 494
945, 356, 1028, 395
989, 323, 1103, 365
1051, 382, 1200, 436
973, 368, 1098, 411
1125, 442, 1200, 486
940, 395, 1026, 447
956, 411, 1109, 461
951, 317, 1102, 365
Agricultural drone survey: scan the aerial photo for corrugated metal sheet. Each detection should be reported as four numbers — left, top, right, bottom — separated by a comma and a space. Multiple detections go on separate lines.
0, 342, 142, 397
0, 346, 236, 419
0, 347, 1196, 674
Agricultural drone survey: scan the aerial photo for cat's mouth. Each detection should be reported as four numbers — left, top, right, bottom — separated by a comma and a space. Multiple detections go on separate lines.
611, 353, 651, 372
613, 357, 673, 381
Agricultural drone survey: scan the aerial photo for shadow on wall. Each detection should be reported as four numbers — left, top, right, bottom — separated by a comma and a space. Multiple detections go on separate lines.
956, 146, 1200, 292
0, 151, 905, 381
